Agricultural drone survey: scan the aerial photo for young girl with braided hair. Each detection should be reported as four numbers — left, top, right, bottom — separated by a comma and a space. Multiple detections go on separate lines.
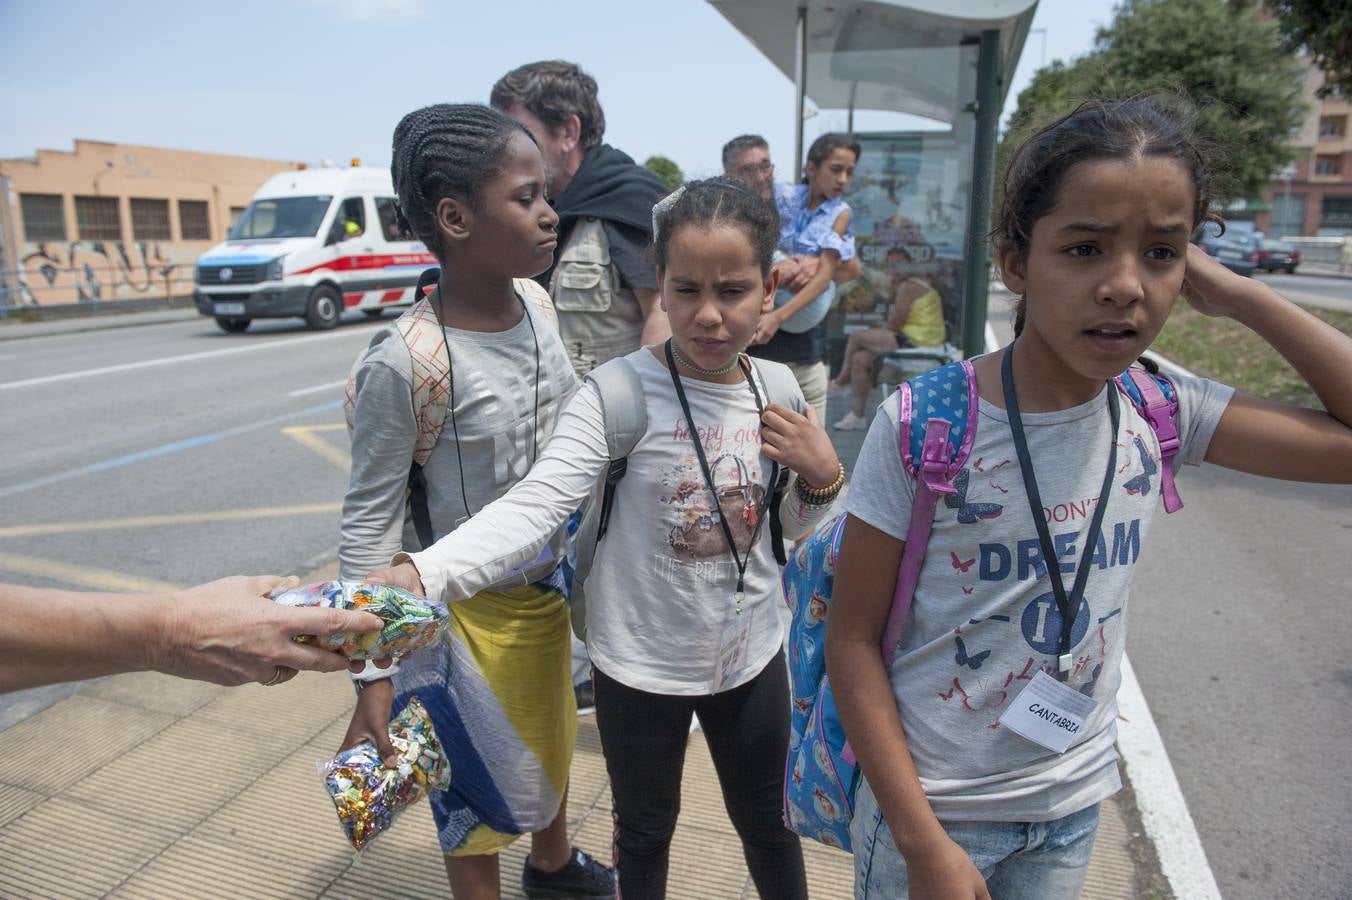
338, 103, 613, 900
357, 177, 844, 899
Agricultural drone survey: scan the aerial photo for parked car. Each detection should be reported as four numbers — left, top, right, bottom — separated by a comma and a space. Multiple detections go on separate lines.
1251, 239, 1300, 273
1195, 233, 1257, 277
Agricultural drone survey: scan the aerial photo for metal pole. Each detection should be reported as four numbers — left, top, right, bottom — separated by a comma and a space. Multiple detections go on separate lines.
960, 30, 1001, 359
794, 6, 807, 178
1282, 172, 1293, 238
0, 176, 13, 318
847, 81, 857, 134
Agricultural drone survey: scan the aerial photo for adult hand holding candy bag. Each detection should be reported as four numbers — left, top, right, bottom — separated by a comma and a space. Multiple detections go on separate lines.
321, 696, 451, 850
269, 580, 449, 661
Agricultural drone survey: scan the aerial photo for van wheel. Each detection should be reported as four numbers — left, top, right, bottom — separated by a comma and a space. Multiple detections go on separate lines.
305, 285, 342, 330
215, 317, 251, 333
362, 308, 385, 319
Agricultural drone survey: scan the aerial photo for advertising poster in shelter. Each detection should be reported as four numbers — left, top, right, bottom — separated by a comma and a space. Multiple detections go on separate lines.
832, 131, 969, 353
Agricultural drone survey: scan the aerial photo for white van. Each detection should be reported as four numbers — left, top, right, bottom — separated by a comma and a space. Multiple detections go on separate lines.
193, 165, 436, 332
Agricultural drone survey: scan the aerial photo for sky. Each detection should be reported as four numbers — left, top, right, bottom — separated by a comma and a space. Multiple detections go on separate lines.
0, 0, 1116, 177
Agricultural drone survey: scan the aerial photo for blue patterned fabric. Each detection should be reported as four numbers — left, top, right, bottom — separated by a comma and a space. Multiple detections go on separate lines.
782, 362, 979, 853
906, 362, 972, 472
774, 183, 856, 261
1116, 368, 1177, 409
783, 515, 856, 851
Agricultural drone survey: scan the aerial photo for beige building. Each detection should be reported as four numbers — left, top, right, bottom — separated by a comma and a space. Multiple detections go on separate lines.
0, 139, 301, 307
1256, 65, 1352, 238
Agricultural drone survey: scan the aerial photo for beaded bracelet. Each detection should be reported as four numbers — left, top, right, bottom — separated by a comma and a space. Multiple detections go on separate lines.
794, 462, 845, 506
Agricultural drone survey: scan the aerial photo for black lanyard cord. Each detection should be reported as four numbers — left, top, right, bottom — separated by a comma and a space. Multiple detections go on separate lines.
436, 284, 540, 527
1001, 346, 1119, 680
664, 339, 778, 611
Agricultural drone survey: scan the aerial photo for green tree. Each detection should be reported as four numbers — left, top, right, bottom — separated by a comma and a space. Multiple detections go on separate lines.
1266, 0, 1352, 98
643, 155, 684, 191
1002, 0, 1306, 204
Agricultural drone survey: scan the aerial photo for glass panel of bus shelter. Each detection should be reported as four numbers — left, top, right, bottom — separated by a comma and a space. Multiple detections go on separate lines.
806, 41, 980, 368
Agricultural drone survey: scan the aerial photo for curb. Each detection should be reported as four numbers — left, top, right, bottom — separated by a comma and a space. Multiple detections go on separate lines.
0, 308, 203, 342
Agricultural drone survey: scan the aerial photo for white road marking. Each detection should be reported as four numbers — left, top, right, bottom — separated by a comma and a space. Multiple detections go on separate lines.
0, 327, 372, 392
288, 379, 349, 398
0, 399, 342, 500
983, 322, 1219, 899
1117, 656, 1222, 899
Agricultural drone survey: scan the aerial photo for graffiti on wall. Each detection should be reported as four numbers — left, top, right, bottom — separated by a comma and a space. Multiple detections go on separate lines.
11, 240, 195, 306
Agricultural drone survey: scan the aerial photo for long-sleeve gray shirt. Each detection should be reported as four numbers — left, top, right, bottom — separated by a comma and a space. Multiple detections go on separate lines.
339, 301, 578, 582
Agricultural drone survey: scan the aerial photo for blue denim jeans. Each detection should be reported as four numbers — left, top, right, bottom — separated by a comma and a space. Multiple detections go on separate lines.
850, 780, 1100, 899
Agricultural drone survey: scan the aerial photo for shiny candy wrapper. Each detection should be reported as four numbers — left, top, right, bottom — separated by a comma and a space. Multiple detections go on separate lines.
321, 697, 451, 850
270, 579, 448, 661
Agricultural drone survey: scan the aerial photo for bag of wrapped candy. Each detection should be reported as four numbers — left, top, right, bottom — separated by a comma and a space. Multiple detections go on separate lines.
321, 696, 451, 850
271, 579, 449, 661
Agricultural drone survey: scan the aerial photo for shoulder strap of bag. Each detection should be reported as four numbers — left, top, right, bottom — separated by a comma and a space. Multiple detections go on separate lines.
746, 358, 801, 567
1114, 367, 1183, 514
883, 359, 979, 662
341, 267, 449, 550
586, 358, 647, 540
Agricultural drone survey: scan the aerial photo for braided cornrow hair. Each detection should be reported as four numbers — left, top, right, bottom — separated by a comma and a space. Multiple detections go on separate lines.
390, 103, 535, 263
652, 177, 780, 277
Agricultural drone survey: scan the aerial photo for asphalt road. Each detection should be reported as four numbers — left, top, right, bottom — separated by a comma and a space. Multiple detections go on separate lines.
0, 312, 388, 594
1255, 270, 1351, 313
1130, 466, 1352, 900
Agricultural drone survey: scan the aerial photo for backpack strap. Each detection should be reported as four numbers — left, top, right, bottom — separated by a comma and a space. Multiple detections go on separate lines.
1114, 368, 1184, 513
746, 358, 803, 567
882, 360, 979, 661
584, 358, 647, 540
513, 276, 559, 328
341, 268, 448, 550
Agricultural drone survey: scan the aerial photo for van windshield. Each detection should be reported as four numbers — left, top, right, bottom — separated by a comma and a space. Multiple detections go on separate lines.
228, 196, 332, 240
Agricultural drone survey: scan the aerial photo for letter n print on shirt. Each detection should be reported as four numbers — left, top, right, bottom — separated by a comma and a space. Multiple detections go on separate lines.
494, 420, 532, 486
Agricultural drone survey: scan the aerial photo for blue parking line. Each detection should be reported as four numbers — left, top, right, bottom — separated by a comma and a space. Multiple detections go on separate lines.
0, 399, 344, 501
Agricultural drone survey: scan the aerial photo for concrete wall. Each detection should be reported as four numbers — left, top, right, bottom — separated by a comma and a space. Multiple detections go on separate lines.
0, 140, 299, 307
1257, 64, 1352, 239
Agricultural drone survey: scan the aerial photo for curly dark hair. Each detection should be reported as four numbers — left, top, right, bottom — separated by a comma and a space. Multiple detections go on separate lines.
490, 60, 606, 148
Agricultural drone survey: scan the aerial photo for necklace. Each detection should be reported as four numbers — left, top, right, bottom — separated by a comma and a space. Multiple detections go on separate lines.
670, 341, 741, 377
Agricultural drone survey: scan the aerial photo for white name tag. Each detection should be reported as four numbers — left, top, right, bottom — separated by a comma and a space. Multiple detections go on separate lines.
712, 616, 751, 693
998, 669, 1098, 754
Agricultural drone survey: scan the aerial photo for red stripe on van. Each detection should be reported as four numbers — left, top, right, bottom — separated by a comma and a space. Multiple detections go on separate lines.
343, 293, 365, 308
380, 290, 406, 304
289, 252, 437, 276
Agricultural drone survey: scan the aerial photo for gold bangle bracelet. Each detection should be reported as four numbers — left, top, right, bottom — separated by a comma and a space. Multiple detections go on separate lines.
795, 463, 845, 504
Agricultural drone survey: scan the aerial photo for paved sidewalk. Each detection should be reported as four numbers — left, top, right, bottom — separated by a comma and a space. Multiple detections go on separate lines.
0, 637, 1145, 899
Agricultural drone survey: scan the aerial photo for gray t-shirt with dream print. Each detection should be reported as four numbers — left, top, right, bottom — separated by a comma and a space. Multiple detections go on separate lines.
845, 368, 1233, 823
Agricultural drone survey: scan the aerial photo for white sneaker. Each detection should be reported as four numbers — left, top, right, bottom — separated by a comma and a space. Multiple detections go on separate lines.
833, 412, 868, 431
827, 381, 852, 398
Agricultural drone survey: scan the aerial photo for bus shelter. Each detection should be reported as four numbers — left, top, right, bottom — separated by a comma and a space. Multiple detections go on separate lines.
709, 0, 1037, 359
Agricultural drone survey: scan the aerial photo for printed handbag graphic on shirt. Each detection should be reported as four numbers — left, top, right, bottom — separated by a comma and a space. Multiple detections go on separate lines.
669, 455, 766, 560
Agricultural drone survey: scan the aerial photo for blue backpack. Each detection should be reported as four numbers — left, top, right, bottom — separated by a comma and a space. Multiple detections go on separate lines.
782, 359, 1184, 851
